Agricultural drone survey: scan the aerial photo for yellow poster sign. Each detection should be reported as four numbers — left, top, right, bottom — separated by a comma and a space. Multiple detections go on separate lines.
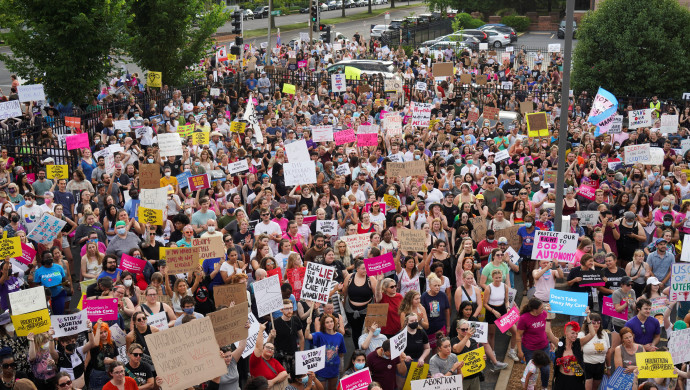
192, 131, 210, 145
139, 207, 163, 225
230, 121, 246, 133
12, 309, 51, 337
526, 112, 550, 138
403, 362, 429, 390
228, 54, 237, 61
147, 71, 162, 88
344, 66, 361, 80
636, 351, 676, 378
457, 346, 486, 377
47, 165, 68, 180
0, 231, 21, 259
177, 124, 195, 137
383, 194, 400, 210
160, 247, 168, 260
282, 83, 296, 95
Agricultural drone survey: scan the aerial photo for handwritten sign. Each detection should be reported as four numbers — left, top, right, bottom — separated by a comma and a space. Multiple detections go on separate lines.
403, 363, 429, 390
468, 322, 488, 343
575, 211, 600, 226
343, 233, 371, 257
27, 214, 67, 245
670, 263, 690, 301
331, 74, 346, 92
636, 351, 676, 378
302, 262, 335, 304
549, 290, 588, 316
17, 84, 46, 102
398, 229, 427, 253
282, 83, 296, 95
411, 375, 462, 390
147, 72, 162, 88
364, 252, 395, 276
284, 161, 317, 186
140, 164, 161, 189
624, 144, 651, 164
191, 236, 225, 261
494, 306, 519, 333
295, 346, 326, 375
84, 298, 119, 322
411, 103, 432, 127
47, 164, 68, 180
334, 129, 356, 145
139, 207, 163, 225
158, 133, 183, 157
629, 108, 652, 129
458, 346, 486, 377
140, 187, 168, 210
208, 305, 248, 347
166, 247, 200, 274
669, 327, 690, 364
213, 284, 247, 308
9, 286, 46, 315
0, 100, 22, 120
11, 309, 51, 337
253, 274, 283, 317
316, 220, 338, 235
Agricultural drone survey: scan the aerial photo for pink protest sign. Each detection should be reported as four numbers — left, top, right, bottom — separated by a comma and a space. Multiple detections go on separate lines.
364, 253, 395, 276
494, 306, 519, 333
578, 184, 596, 200
65, 133, 89, 150
120, 254, 147, 274
334, 129, 356, 145
298, 60, 307, 68
14, 243, 36, 265
340, 368, 372, 390
357, 133, 378, 147
188, 174, 211, 191
303, 216, 317, 225
602, 296, 628, 320
26, 173, 35, 185
363, 202, 386, 213
84, 298, 119, 322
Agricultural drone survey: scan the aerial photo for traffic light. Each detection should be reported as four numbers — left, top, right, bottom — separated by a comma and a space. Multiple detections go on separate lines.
231, 11, 242, 35
230, 45, 240, 55
310, 5, 319, 32
235, 36, 243, 46
323, 26, 331, 43
319, 24, 326, 31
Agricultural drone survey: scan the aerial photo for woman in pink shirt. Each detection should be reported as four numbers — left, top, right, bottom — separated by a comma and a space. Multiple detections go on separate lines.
517, 298, 559, 390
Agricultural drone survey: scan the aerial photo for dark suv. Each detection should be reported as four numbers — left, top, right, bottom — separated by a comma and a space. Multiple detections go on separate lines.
557, 20, 577, 39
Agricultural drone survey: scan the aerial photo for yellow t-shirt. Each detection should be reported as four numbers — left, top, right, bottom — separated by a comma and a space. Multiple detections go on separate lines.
160, 176, 178, 188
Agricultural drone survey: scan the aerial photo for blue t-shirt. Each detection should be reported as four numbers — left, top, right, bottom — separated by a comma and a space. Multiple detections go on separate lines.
34, 264, 66, 297
202, 257, 224, 291
98, 268, 122, 281
625, 315, 660, 345
517, 226, 540, 257
420, 291, 450, 334
311, 331, 346, 379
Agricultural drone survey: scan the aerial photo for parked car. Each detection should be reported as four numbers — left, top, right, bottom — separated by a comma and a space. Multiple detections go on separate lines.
320, 3, 329, 11
557, 20, 577, 39
355, 0, 367, 6
299, 7, 309, 13
479, 24, 517, 42
253, 6, 269, 18
242, 9, 254, 20
446, 9, 458, 18
389, 19, 403, 29
427, 39, 473, 52
326, 60, 396, 79
457, 29, 488, 43
327, 1, 337, 9
345, 0, 357, 8
335, 0, 343, 8
418, 13, 433, 24
484, 30, 511, 48
370, 24, 393, 38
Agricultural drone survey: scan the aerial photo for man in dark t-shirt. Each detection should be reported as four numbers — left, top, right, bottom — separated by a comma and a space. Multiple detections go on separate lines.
125, 344, 155, 388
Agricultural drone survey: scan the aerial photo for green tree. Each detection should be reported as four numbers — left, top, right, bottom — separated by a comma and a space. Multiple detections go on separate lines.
572, 0, 690, 98
127, 0, 228, 87
0, 0, 127, 105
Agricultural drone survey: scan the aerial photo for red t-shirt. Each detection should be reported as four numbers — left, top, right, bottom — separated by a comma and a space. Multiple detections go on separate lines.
103, 377, 138, 390
379, 293, 403, 335
476, 240, 498, 266
249, 353, 286, 380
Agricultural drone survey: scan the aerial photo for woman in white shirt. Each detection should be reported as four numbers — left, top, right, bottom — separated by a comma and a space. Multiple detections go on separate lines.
578, 312, 609, 390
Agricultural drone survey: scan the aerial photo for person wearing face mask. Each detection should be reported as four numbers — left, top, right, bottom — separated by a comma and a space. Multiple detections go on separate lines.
27, 330, 59, 389
358, 322, 387, 355
173, 296, 204, 325
30, 252, 67, 314
105, 221, 142, 258
16, 192, 43, 233
55, 330, 97, 389
201, 219, 223, 239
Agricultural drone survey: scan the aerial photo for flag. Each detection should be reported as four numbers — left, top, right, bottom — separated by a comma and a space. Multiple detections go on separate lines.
243, 94, 263, 144
587, 87, 618, 134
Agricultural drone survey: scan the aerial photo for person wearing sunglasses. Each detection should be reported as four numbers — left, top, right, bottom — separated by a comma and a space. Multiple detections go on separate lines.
0, 352, 25, 390
55, 372, 76, 390
125, 312, 160, 369
55, 327, 97, 390
124, 344, 155, 390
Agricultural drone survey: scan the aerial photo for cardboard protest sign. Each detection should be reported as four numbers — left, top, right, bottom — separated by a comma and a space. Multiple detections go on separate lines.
188, 174, 210, 191
458, 346, 486, 377
343, 233, 370, 257
9, 286, 46, 315
406, 160, 426, 176
191, 236, 225, 261
302, 262, 336, 304
84, 298, 118, 322
47, 164, 68, 179
494, 225, 521, 253
364, 303, 389, 328
549, 290, 588, 316
316, 220, 338, 236
531, 231, 578, 264
470, 216, 487, 242
602, 296, 628, 321
403, 363, 429, 390
520, 101, 533, 114
543, 170, 557, 184
284, 161, 317, 186
213, 283, 248, 308
340, 368, 372, 390
483, 107, 500, 121
146, 317, 228, 390
65, 133, 89, 150
670, 263, 690, 301
635, 351, 676, 378
364, 253, 395, 276
51, 311, 89, 338
295, 346, 326, 375
208, 305, 248, 347
579, 269, 605, 287
140, 164, 161, 189
166, 247, 200, 274
526, 112, 549, 137
432, 62, 453, 77
398, 229, 427, 252
253, 274, 283, 317
669, 327, 690, 364
386, 162, 405, 178
390, 329, 407, 359
12, 309, 51, 337
494, 306, 519, 333
575, 211, 600, 226
139, 207, 163, 225
468, 322, 488, 343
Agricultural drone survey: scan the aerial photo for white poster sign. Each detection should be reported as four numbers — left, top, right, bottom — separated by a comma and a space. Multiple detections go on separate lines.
316, 220, 338, 235
9, 287, 46, 315
624, 144, 651, 164
157, 133, 183, 157
628, 108, 652, 129
660, 114, 679, 133
228, 160, 249, 175
468, 321, 488, 344
146, 310, 169, 330
0, 100, 23, 120
548, 43, 561, 52
295, 346, 326, 375
284, 161, 317, 186
285, 139, 310, 162
27, 214, 67, 245
253, 274, 284, 317
312, 125, 334, 143
390, 329, 407, 359
140, 187, 168, 210
51, 311, 89, 338
302, 262, 336, 304
331, 74, 347, 93
17, 84, 46, 102
236, 313, 268, 358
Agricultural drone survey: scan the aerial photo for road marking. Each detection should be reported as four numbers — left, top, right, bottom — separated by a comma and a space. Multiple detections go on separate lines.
550, 34, 555, 39
530, 32, 552, 35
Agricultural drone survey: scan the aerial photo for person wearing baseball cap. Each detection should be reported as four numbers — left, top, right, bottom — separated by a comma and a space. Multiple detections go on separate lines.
646, 236, 674, 289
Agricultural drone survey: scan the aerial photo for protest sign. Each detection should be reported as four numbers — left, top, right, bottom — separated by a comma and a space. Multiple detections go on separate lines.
670, 263, 690, 301
575, 211, 600, 226
411, 375, 462, 390
602, 296, 628, 321
549, 290, 588, 316
147, 311, 169, 330
12, 309, 51, 337
332, 74, 347, 92
312, 125, 334, 143
336, 164, 350, 176
548, 43, 561, 52
543, 170, 557, 184
113, 120, 130, 131
17, 84, 46, 102
284, 161, 317, 186
390, 329, 407, 359
283, 83, 296, 95
406, 160, 426, 176
357, 133, 378, 147
139, 207, 163, 225
253, 274, 283, 317
188, 174, 211, 191
458, 346, 486, 377
432, 62, 453, 77
384, 78, 402, 93
494, 226, 521, 254
140, 187, 168, 210
483, 106, 500, 121
27, 214, 67, 245
334, 129, 356, 145
65, 133, 89, 150
650, 296, 667, 317
14, 243, 36, 265
531, 231, 578, 264
636, 351, 676, 378
140, 164, 161, 189
84, 298, 118, 322
110, 324, 127, 348
468, 322, 488, 343
580, 270, 605, 287
660, 114, 679, 133
494, 149, 510, 163
364, 303, 389, 328
343, 233, 371, 257
46, 164, 68, 180
9, 286, 46, 315
415, 81, 427, 91
629, 108, 652, 129
600, 367, 634, 390
208, 305, 248, 347
340, 368, 372, 390
146, 317, 228, 390
295, 346, 326, 375
51, 311, 89, 338
302, 262, 336, 304
316, 220, 338, 235
364, 253, 395, 276
65, 116, 81, 129
383, 194, 401, 210
383, 115, 402, 136
228, 160, 249, 175
587, 87, 619, 132
411, 103, 432, 127
0, 100, 22, 120
494, 306, 519, 333
213, 283, 248, 308
230, 121, 246, 133
120, 254, 148, 274
166, 247, 200, 274
0, 231, 21, 260
177, 124, 194, 137
526, 112, 549, 137
286, 267, 306, 300
398, 229, 427, 253
236, 313, 268, 358
519, 101, 534, 114
285, 140, 310, 162
158, 133, 184, 157
386, 162, 405, 178
191, 236, 225, 261
403, 363, 429, 390
147, 72, 162, 88
669, 327, 690, 364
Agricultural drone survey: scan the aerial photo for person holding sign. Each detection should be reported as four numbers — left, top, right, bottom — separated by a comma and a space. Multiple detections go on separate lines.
55, 325, 97, 389
249, 322, 289, 390
450, 319, 483, 390
85, 320, 118, 390
552, 319, 597, 390
482, 269, 518, 362
305, 314, 346, 390
29, 252, 67, 315
429, 334, 464, 378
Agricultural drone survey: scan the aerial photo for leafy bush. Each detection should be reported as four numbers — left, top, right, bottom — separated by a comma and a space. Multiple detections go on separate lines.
501, 15, 530, 32
495, 8, 516, 17
452, 12, 484, 31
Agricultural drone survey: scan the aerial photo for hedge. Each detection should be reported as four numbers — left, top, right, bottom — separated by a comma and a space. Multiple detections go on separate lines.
501, 15, 530, 32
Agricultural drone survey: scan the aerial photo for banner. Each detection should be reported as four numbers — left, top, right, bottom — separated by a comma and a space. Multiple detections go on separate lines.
670, 263, 690, 301
302, 262, 336, 304
295, 346, 326, 375
27, 214, 67, 245
549, 290, 588, 316
457, 346, 486, 377
636, 351, 676, 378
531, 231, 578, 264
84, 298, 119, 322
364, 253, 395, 276
253, 274, 283, 317
51, 311, 89, 338
340, 368, 372, 390
11, 309, 51, 337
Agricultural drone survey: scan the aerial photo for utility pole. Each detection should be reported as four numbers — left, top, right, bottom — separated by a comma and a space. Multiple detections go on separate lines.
309, 0, 314, 41
267, 0, 273, 52
554, 0, 575, 232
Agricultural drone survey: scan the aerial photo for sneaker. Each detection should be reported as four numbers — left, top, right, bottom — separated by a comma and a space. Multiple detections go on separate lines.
506, 348, 519, 362
491, 361, 508, 371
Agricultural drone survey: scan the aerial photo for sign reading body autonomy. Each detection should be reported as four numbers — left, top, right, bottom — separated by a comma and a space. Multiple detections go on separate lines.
531, 231, 578, 264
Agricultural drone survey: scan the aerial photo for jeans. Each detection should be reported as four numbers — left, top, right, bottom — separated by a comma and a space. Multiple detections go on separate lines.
89, 369, 109, 390
523, 345, 550, 389
51, 290, 67, 315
